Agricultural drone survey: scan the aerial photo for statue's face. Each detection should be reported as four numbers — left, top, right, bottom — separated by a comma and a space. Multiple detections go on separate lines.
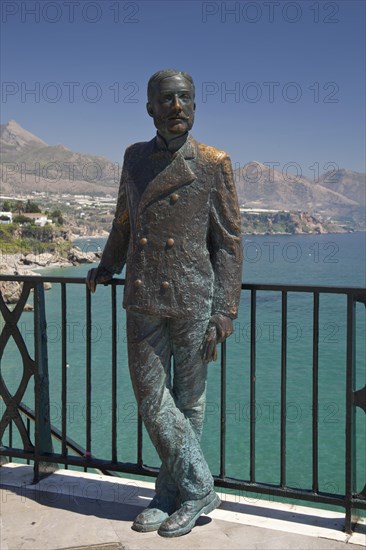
147, 75, 195, 141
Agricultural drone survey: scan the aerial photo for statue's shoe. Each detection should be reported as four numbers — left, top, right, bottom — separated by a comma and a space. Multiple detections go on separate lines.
132, 496, 176, 533
158, 490, 221, 538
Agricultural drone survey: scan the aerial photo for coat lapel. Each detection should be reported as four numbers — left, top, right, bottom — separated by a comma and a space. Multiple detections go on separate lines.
137, 136, 197, 213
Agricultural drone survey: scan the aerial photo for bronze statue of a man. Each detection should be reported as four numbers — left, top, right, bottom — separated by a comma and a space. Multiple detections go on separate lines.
86, 69, 242, 537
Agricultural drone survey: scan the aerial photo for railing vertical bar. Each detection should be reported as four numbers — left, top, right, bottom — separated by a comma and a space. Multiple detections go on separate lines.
33, 283, 54, 482
61, 283, 67, 466
111, 284, 117, 463
136, 324, 144, 468
312, 292, 319, 493
345, 295, 356, 533
250, 289, 256, 483
137, 414, 143, 468
220, 340, 227, 479
9, 422, 13, 462
85, 286, 92, 470
280, 291, 287, 488
26, 418, 30, 464
33, 283, 40, 482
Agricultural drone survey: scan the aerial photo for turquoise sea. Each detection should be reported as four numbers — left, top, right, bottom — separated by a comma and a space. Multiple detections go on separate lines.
1, 232, 365, 508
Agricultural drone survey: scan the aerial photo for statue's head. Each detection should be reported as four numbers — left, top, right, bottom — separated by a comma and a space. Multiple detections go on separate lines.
147, 69, 195, 141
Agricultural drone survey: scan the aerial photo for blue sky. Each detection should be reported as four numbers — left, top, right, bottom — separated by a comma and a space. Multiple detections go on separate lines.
1, 0, 365, 177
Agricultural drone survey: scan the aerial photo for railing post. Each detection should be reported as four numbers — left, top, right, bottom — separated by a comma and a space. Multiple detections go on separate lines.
250, 289, 256, 483
312, 292, 319, 494
33, 283, 56, 482
344, 295, 357, 533
85, 285, 92, 470
280, 291, 287, 488
220, 340, 227, 479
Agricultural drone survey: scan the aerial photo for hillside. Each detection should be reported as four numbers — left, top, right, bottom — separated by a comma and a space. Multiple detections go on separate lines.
318, 168, 365, 205
234, 162, 365, 230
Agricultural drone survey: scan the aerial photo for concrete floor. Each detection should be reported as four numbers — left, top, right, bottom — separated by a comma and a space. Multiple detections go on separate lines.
1, 464, 365, 550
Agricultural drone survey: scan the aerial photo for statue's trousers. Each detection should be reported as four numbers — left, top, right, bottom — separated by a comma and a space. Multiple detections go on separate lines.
126, 311, 214, 502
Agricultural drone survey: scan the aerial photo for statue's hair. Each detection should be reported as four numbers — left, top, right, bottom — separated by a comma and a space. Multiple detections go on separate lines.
147, 69, 195, 101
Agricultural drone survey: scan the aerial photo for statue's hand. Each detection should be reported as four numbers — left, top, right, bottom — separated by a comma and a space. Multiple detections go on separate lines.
202, 314, 233, 362
86, 266, 113, 293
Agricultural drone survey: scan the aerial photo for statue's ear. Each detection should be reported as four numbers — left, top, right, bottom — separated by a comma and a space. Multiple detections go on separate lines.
146, 102, 153, 117
194, 102, 196, 111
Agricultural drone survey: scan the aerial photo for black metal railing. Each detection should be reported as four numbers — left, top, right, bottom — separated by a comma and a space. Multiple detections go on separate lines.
0, 274, 365, 533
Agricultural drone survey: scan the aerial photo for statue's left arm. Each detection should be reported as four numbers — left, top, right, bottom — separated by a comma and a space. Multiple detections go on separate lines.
202, 153, 243, 361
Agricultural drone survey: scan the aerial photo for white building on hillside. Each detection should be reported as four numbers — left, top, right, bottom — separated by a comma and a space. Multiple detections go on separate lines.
22, 213, 52, 226
0, 211, 13, 224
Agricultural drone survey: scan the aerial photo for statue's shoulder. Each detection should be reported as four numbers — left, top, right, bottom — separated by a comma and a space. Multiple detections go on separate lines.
194, 139, 230, 164
124, 139, 154, 160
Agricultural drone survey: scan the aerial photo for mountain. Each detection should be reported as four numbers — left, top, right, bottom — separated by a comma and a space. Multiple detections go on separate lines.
1, 119, 47, 150
0, 121, 364, 229
0, 120, 119, 196
318, 169, 365, 206
233, 162, 365, 230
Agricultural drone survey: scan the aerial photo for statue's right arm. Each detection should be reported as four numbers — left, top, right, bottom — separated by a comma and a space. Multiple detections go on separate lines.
86, 150, 131, 293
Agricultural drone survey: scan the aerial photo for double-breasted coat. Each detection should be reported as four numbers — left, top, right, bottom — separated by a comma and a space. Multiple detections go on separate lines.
100, 133, 243, 319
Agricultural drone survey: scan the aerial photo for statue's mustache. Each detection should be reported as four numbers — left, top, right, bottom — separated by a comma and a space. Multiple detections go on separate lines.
167, 115, 190, 120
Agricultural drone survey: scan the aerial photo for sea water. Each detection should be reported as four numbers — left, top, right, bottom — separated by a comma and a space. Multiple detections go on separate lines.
1, 232, 365, 507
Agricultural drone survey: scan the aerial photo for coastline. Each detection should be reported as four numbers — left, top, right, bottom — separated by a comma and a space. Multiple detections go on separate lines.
71, 231, 109, 240
0, 247, 100, 307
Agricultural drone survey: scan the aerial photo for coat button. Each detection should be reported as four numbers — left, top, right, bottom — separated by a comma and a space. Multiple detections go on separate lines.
170, 193, 179, 203
161, 281, 170, 289
139, 237, 148, 245
166, 238, 174, 247
134, 279, 142, 287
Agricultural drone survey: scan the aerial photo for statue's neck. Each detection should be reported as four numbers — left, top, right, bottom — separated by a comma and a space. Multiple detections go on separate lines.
156, 131, 189, 152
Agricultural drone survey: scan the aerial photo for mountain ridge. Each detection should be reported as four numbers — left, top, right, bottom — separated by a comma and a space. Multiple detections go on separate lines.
1, 121, 365, 229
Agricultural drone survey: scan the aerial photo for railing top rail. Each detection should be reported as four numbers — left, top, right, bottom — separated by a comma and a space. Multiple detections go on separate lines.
241, 283, 366, 296
0, 274, 365, 296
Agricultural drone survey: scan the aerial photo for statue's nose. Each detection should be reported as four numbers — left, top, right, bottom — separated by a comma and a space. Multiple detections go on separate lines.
172, 95, 182, 111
